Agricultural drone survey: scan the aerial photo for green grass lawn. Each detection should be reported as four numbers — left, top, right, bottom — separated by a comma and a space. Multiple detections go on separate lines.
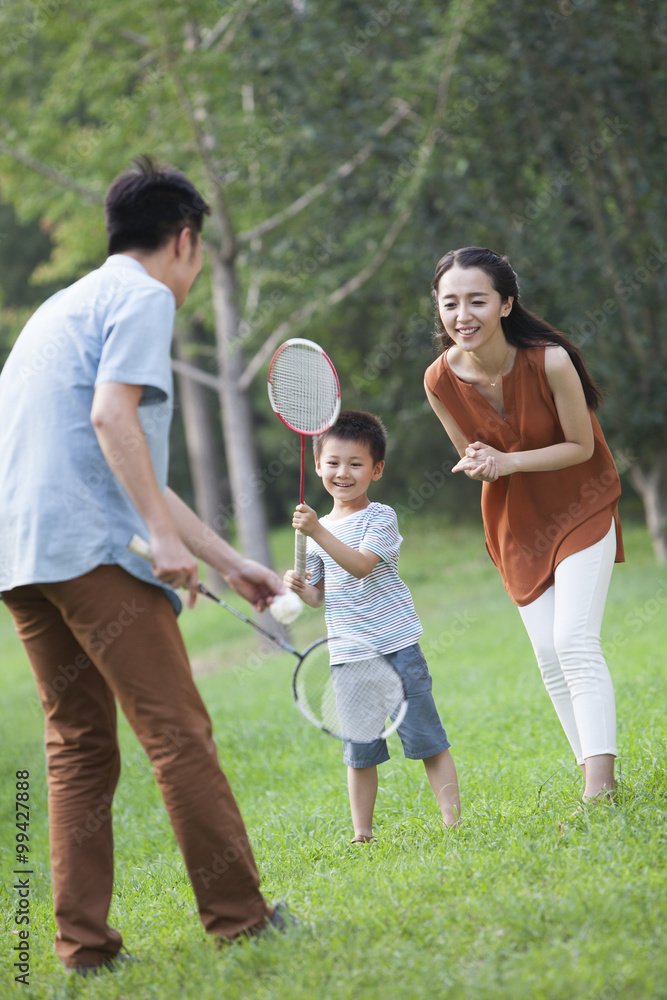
1, 518, 666, 999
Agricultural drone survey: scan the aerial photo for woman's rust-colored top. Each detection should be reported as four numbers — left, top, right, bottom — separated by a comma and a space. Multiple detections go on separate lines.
425, 344, 624, 606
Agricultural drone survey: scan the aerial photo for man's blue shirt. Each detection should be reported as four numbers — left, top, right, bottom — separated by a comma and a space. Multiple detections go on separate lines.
0, 254, 180, 610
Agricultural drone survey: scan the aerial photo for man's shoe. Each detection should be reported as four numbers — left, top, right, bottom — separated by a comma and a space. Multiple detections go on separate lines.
267, 900, 298, 933
68, 950, 134, 977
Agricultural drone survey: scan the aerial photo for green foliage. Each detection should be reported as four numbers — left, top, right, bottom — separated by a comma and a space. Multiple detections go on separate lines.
0, 202, 62, 366
0, 520, 665, 998
463, 0, 667, 466
0, 0, 663, 519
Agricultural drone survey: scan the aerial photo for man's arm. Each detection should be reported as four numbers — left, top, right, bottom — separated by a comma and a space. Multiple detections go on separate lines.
91, 382, 199, 605
91, 382, 285, 611
165, 488, 285, 611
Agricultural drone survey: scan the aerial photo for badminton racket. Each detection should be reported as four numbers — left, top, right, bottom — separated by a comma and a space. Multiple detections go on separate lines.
267, 338, 341, 581
128, 534, 407, 742
291, 635, 408, 742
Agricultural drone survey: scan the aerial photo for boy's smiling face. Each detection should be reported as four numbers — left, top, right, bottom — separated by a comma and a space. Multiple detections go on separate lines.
315, 437, 384, 516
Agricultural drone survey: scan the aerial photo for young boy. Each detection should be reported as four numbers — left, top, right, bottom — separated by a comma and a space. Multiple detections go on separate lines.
284, 410, 460, 841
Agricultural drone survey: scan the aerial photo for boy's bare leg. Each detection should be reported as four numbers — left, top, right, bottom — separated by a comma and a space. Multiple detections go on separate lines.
347, 765, 378, 840
423, 749, 461, 827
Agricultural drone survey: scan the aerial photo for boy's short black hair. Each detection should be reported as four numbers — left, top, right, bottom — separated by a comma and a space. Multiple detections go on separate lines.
105, 154, 211, 255
313, 410, 387, 465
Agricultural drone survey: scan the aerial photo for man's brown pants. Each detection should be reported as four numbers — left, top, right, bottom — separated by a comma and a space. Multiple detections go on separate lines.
3, 565, 271, 969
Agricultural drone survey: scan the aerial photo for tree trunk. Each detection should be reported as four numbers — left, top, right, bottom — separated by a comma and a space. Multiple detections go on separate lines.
209, 251, 272, 569
174, 321, 227, 532
208, 250, 289, 640
174, 320, 227, 590
629, 453, 667, 563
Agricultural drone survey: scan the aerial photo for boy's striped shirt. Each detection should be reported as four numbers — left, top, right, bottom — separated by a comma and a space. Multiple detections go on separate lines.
306, 502, 422, 663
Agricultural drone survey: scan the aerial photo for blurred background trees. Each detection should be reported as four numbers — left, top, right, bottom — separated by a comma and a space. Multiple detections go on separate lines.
1, 0, 664, 563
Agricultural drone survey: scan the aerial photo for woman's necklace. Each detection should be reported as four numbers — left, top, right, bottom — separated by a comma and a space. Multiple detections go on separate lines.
469, 343, 513, 387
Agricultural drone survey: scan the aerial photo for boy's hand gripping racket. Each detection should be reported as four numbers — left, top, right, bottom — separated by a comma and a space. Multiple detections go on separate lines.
128, 534, 407, 742
267, 338, 340, 622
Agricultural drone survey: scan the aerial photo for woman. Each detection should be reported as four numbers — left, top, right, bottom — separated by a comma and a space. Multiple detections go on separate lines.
424, 246, 623, 805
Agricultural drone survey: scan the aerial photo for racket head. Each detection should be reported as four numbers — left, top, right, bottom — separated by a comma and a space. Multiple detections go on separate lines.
267, 338, 341, 436
292, 635, 408, 742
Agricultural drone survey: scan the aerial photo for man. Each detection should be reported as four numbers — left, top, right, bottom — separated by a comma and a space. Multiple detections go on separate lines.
0, 155, 290, 975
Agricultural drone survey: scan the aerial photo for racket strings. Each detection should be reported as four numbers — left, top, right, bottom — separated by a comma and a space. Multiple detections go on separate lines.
295, 645, 406, 742
269, 344, 339, 434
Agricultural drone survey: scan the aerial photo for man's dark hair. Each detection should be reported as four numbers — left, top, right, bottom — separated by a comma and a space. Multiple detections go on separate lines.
104, 154, 211, 255
313, 410, 387, 465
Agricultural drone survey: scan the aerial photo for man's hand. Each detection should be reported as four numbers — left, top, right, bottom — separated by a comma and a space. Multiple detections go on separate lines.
149, 532, 200, 608
225, 560, 286, 613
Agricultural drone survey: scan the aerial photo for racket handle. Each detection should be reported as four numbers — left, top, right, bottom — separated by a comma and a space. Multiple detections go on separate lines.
295, 529, 307, 578
128, 534, 152, 560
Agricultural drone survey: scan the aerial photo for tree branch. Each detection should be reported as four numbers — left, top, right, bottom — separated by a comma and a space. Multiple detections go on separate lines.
329, 204, 413, 306
171, 357, 222, 391
118, 29, 151, 47
199, 12, 235, 49
152, 0, 237, 261
238, 203, 413, 389
199, 0, 257, 52
0, 139, 104, 205
237, 2, 474, 388
236, 99, 412, 245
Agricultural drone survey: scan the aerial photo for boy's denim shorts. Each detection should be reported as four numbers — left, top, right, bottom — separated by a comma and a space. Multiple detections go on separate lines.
336, 642, 451, 768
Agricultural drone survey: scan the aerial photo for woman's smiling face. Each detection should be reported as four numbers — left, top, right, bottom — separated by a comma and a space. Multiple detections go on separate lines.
436, 265, 512, 352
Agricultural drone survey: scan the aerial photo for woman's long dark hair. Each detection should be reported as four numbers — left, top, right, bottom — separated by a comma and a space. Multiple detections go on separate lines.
431, 247, 603, 410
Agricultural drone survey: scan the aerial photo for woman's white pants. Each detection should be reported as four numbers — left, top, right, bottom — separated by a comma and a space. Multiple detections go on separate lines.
518, 520, 617, 765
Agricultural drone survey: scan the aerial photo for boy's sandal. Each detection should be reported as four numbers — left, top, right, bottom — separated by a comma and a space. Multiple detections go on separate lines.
350, 834, 377, 844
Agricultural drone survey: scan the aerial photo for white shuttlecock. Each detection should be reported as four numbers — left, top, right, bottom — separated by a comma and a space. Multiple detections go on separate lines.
269, 591, 304, 625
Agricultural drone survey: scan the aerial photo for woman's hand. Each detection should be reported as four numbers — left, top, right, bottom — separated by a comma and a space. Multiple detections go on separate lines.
452, 442, 503, 482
